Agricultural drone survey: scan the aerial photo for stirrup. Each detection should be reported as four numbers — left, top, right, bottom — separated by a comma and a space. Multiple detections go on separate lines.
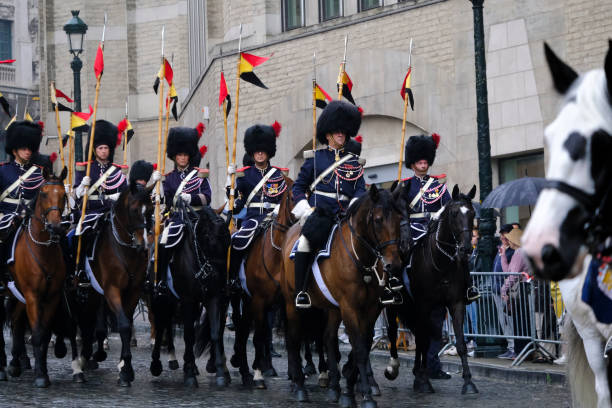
466, 286, 481, 302
295, 291, 311, 309
388, 276, 403, 292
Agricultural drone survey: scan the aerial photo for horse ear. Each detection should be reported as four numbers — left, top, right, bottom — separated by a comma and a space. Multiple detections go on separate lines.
468, 185, 477, 200
390, 180, 399, 193
369, 183, 380, 202
452, 184, 460, 200
60, 166, 67, 182
605, 39, 612, 105
42, 165, 50, 180
544, 42, 578, 94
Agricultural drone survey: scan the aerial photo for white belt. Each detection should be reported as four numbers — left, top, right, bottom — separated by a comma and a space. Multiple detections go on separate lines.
88, 195, 102, 201
247, 202, 279, 210
191, 205, 202, 211
3, 198, 33, 205
314, 191, 350, 201
410, 212, 430, 219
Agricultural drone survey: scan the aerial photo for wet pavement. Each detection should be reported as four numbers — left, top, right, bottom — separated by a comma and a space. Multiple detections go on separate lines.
0, 327, 571, 407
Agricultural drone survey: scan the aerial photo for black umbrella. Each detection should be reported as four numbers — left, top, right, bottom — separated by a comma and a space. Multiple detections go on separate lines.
481, 177, 549, 208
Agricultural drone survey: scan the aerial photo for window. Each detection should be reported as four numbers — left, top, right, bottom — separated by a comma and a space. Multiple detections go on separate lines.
282, 0, 304, 31
320, 0, 342, 21
498, 153, 545, 228
188, 0, 207, 87
359, 0, 382, 11
0, 20, 11, 61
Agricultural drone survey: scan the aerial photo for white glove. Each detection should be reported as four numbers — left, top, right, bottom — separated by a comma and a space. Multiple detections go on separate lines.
151, 170, 162, 183
227, 164, 236, 175
180, 193, 192, 204
105, 192, 121, 201
291, 199, 312, 219
64, 184, 71, 195
272, 205, 280, 217
81, 176, 91, 187
223, 199, 231, 213
75, 184, 87, 199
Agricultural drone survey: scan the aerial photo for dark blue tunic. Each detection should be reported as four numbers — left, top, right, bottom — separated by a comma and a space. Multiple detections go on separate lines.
292, 147, 366, 216
163, 167, 212, 210
0, 161, 45, 214
74, 161, 128, 214
403, 174, 451, 241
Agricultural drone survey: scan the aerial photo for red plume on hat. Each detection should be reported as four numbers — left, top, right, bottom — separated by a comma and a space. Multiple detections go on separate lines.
152, 163, 158, 170
196, 122, 205, 138
357, 106, 364, 117
355, 134, 363, 143
50, 152, 58, 163
199, 145, 208, 157
271, 121, 281, 137
38, 121, 45, 132
431, 133, 440, 148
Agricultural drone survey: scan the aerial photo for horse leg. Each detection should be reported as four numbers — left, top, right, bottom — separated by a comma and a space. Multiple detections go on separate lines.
8, 306, 26, 378
69, 330, 86, 383
384, 307, 400, 380
149, 297, 169, 377
315, 333, 329, 387
451, 302, 478, 394
366, 356, 381, 397
232, 295, 253, 385
106, 289, 134, 387
27, 300, 52, 388
93, 302, 108, 362
303, 340, 316, 377
413, 321, 434, 393
251, 297, 269, 389
208, 295, 230, 386
179, 300, 197, 387
167, 321, 179, 371
285, 302, 308, 402
0, 300, 7, 381
324, 310, 341, 402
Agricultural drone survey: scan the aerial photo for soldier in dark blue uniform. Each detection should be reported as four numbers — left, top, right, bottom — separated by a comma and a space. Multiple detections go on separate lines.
0, 120, 46, 289
154, 123, 210, 293
402, 133, 480, 302
129, 159, 159, 187
291, 100, 371, 308
226, 121, 286, 292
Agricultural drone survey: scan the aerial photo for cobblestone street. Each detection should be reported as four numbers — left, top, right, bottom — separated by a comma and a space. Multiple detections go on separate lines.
0, 327, 570, 407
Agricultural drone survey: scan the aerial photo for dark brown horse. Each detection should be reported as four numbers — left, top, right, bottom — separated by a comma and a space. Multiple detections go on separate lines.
86, 181, 154, 386
281, 184, 406, 407
3, 167, 68, 387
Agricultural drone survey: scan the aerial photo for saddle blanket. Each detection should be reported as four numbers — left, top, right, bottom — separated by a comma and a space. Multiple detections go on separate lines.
232, 218, 259, 250
238, 260, 251, 298
289, 224, 339, 307
160, 221, 184, 249
7, 224, 23, 264
0, 213, 17, 234
582, 257, 612, 324
75, 212, 105, 236
8, 281, 26, 304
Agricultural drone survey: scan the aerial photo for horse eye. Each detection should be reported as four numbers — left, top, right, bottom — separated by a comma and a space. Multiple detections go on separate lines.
375, 216, 383, 224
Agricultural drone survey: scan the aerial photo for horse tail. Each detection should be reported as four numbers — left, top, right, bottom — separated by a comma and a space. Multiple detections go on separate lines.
194, 308, 211, 358
566, 315, 597, 408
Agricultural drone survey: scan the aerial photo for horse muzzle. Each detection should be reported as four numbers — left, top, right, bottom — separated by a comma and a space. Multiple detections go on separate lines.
528, 244, 569, 281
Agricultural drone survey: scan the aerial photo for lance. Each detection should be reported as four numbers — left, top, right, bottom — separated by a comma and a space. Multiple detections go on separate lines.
50, 81, 66, 170
68, 90, 75, 187
221, 51, 229, 169
75, 12, 107, 274
153, 25, 166, 286
397, 38, 413, 182
337, 35, 348, 99
123, 98, 128, 167
160, 53, 174, 176
311, 51, 317, 151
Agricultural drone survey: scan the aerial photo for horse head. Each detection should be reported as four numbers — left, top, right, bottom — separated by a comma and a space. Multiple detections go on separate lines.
444, 184, 477, 260
523, 41, 612, 281
115, 181, 154, 252
195, 206, 231, 276
280, 175, 297, 225
36, 166, 68, 238
391, 180, 412, 259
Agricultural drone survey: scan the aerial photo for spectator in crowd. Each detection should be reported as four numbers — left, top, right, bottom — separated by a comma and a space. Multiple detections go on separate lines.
493, 224, 516, 359
465, 228, 481, 356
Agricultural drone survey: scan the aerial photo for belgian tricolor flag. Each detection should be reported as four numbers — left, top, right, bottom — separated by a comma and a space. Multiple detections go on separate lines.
50, 83, 74, 112
239, 52, 269, 89
94, 44, 104, 80
219, 71, 231, 117
400, 67, 414, 111
314, 83, 332, 109
71, 105, 94, 132
154, 58, 178, 120
337, 71, 355, 105
117, 118, 135, 144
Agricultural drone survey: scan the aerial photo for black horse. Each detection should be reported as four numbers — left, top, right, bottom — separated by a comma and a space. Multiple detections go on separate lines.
388, 184, 478, 395
151, 204, 231, 387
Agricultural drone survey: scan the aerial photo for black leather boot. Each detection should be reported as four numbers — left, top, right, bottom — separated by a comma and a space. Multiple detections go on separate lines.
294, 252, 312, 309
228, 248, 245, 295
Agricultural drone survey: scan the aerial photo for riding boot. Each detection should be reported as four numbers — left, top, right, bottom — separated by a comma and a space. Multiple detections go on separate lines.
294, 252, 313, 309
228, 248, 245, 295
153, 245, 171, 298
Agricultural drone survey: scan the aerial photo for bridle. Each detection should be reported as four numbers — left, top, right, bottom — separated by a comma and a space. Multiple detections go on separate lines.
110, 198, 148, 250
28, 180, 66, 245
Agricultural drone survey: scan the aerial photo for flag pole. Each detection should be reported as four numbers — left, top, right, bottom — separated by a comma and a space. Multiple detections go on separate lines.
397, 38, 413, 182
75, 13, 107, 272
312, 51, 317, 151
69, 129, 75, 187
221, 54, 229, 169
123, 99, 128, 167
153, 25, 166, 286
160, 53, 174, 176
337, 35, 348, 99
51, 81, 66, 170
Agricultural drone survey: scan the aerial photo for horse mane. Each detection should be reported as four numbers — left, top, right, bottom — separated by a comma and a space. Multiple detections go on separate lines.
342, 193, 368, 220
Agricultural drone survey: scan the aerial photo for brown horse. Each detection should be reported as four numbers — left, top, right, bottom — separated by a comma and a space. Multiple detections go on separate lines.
86, 181, 154, 386
280, 184, 406, 407
4, 167, 68, 387
230, 176, 298, 387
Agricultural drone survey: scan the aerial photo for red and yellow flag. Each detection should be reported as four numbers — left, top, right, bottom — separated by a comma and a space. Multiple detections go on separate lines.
400, 67, 414, 111
71, 105, 94, 132
219, 71, 231, 117
94, 44, 104, 80
0, 59, 16, 64
315, 83, 332, 109
154, 58, 178, 120
337, 71, 355, 105
50, 83, 73, 112
239, 52, 269, 89
117, 118, 135, 144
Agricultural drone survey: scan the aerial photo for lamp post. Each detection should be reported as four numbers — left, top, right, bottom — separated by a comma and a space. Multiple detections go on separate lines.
63, 10, 88, 162
469, 0, 495, 272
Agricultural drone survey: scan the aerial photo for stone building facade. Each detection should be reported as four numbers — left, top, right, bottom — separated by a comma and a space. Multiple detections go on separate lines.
38, 0, 612, 224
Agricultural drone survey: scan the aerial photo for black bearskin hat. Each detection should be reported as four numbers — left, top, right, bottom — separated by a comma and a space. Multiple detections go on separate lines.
242, 152, 255, 167
5, 120, 43, 157
129, 160, 154, 184
166, 123, 205, 167
85, 120, 120, 163
404, 133, 440, 167
316, 100, 361, 145
243, 121, 280, 159
345, 135, 363, 156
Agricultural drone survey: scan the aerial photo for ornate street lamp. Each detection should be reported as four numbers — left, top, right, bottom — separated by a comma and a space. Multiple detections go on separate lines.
469, 0, 495, 271
63, 10, 88, 162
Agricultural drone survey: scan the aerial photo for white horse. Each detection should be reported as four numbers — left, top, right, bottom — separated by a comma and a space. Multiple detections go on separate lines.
522, 41, 612, 408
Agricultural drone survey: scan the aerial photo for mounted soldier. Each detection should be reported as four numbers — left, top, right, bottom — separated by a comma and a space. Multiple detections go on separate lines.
154, 123, 210, 294
403, 133, 480, 302
129, 159, 159, 187
227, 121, 286, 292
0, 121, 46, 290
289, 100, 398, 308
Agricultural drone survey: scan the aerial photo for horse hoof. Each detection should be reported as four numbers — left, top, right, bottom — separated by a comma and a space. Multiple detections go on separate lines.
34, 376, 50, 388
230, 354, 240, 368
326, 388, 340, 403
384, 367, 399, 381
85, 360, 99, 370
150, 360, 163, 377
319, 376, 330, 388
371, 384, 381, 397
206, 358, 216, 374
20, 357, 31, 370
413, 379, 435, 394
241, 373, 254, 386
73, 372, 86, 383
123, 369, 135, 383
361, 397, 377, 408
54, 340, 68, 359
184, 376, 198, 388
117, 378, 131, 387
461, 381, 479, 395
225, 371, 232, 385
254, 379, 267, 389
168, 360, 179, 370
0, 369, 7, 381
215, 376, 228, 387
303, 362, 316, 377
93, 350, 107, 362
8, 365, 21, 378
295, 389, 309, 402
339, 393, 356, 408
263, 367, 277, 377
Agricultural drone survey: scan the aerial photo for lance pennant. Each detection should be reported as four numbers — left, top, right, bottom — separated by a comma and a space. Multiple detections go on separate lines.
239, 52, 270, 89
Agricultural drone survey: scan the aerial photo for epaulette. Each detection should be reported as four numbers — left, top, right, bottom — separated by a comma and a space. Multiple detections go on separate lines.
195, 167, 209, 179
113, 163, 129, 174
302, 148, 326, 159
0, 161, 8, 166
236, 165, 250, 177
75, 161, 92, 171
431, 173, 447, 184
401, 176, 412, 182
272, 166, 289, 176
